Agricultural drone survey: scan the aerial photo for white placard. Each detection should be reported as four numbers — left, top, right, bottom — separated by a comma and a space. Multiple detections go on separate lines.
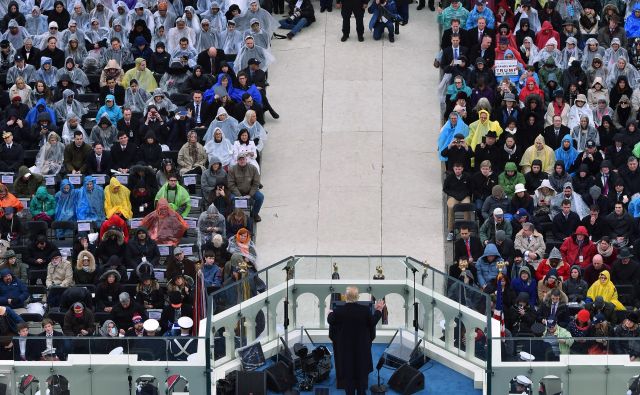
235, 198, 248, 209
77, 221, 91, 232
190, 197, 200, 208
130, 218, 143, 229
92, 174, 106, 185
158, 245, 171, 256
183, 175, 197, 186
1, 175, 13, 184
494, 59, 519, 77
185, 218, 197, 228
68, 176, 81, 185
115, 175, 128, 185
18, 198, 29, 207
60, 247, 72, 257
45, 176, 55, 186
179, 244, 193, 256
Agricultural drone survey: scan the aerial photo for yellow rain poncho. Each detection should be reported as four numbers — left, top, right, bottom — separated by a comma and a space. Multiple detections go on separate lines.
586, 270, 626, 310
519, 135, 556, 173
466, 110, 503, 150
121, 58, 158, 93
104, 178, 133, 219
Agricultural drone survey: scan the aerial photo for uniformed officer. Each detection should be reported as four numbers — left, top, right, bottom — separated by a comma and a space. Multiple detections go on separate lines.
168, 317, 198, 361
337, 0, 368, 41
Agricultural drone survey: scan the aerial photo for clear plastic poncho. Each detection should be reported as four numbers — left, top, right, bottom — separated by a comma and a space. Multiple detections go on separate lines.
238, 111, 267, 151
140, 198, 187, 246
197, 203, 225, 247
204, 127, 234, 166
35, 132, 64, 175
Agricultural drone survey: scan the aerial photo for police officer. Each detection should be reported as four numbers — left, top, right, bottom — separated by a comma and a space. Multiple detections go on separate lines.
337, 0, 368, 42
168, 317, 197, 361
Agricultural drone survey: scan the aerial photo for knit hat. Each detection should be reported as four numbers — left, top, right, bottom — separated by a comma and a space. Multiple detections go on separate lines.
576, 309, 591, 329
496, 230, 506, 242
592, 313, 606, 325
132, 314, 143, 324
594, 295, 605, 309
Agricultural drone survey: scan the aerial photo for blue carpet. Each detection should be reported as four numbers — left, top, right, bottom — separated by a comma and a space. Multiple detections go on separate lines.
262, 343, 481, 395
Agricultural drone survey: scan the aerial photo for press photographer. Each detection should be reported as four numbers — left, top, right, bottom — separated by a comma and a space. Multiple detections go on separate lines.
368, 0, 402, 42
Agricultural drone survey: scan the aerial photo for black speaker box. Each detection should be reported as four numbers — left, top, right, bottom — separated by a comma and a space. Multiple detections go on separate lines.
235, 371, 266, 395
388, 363, 425, 395
265, 361, 297, 392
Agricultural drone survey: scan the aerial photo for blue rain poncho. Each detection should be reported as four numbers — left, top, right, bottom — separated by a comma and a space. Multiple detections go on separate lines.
626, 3, 640, 40
554, 134, 579, 171
76, 176, 105, 222
55, 179, 78, 222
25, 98, 56, 127
96, 94, 123, 126
437, 112, 469, 161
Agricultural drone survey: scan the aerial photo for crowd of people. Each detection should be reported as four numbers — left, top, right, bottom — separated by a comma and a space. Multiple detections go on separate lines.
0, 0, 313, 363
437, 0, 640, 361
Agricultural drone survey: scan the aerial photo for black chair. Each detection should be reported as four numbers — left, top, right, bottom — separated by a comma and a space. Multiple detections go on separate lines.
94, 311, 111, 325
50, 221, 76, 241
46, 311, 66, 326
169, 93, 191, 106
23, 150, 39, 167
20, 313, 43, 323
162, 150, 179, 163
28, 270, 47, 286
75, 93, 100, 110
27, 284, 47, 301
25, 221, 48, 241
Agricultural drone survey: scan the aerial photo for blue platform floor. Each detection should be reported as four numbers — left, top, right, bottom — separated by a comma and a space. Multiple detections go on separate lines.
263, 344, 482, 395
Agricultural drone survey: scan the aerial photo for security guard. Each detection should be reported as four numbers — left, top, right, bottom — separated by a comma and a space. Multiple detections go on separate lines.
337, 0, 368, 41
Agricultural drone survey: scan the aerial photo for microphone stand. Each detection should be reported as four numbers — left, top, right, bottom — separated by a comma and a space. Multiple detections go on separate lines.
411, 268, 419, 345
283, 261, 299, 395
370, 356, 387, 394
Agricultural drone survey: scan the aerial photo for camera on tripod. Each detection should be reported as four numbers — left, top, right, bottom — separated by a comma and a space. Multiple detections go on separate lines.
294, 343, 332, 391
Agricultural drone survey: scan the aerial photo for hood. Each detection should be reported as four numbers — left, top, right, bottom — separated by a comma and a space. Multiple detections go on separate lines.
99, 320, 116, 336
480, 243, 502, 261
574, 226, 589, 237
570, 265, 582, 279
104, 59, 122, 71
541, 20, 553, 31
599, 270, 611, 283
102, 226, 124, 245
34, 186, 50, 200
504, 162, 517, 171
76, 251, 96, 271
59, 179, 74, 193
134, 226, 150, 238
63, 89, 74, 100
548, 247, 562, 261
519, 266, 531, 278
209, 155, 222, 167
83, 176, 97, 189
98, 113, 112, 126
560, 134, 573, 149
206, 203, 221, 217
554, 159, 566, 172
99, 269, 122, 282
17, 165, 30, 179
105, 94, 115, 105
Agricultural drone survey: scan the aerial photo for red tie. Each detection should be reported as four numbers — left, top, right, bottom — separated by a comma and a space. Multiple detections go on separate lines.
465, 239, 471, 258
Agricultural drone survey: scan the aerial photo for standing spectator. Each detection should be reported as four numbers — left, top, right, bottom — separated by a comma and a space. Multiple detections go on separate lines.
612, 311, 640, 359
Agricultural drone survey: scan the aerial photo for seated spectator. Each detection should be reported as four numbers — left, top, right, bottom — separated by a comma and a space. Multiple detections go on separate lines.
0, 269, 29, 312
538, 289, 569, 327
45, 253, 74, 305
533, 179, 555, 221
226, 207, 252, 239
90, 115, 119, 153
140, 198, 188, 246
13, 166, 44, 197
537, 269, 565, 302
612, 311, 640, 359
53, 180, 77, 237
0, 250, 27, 284
202, 252, 222, 292
0, 183, 23, 216
610, 248, 639, 294
13, 322, 38, 361
587, 270, 626, 310
481, 185, 509, 221
111, 131, 138, 174
476, 243, 503, 290
560, 226, 597, 269
62, 302, 94, 337
201, 160, 229, 210
95, 226, 127, 266
588, 314, 613, 355
506, 292, 537, 337
453, 224, 483, 264
519, 135, 556, 174
94, 319, 124, 354
23, 234, 60, 277
165, 247, 197, 281
514, 222, 545, 268
177, 130, 207, 176
134, 272, 163, 309
606, 202, 634, 239
29, 186, 55, 223
568, 309, 592, 354
0, 207, 23, 244
104, 177, 133, 219
110, 292, 148, 333
511, 266, 537, 307
73, 251, 97, 285
35, 318, 65, 361
536, 247, 570, 281
581, 205, 610, 242
583, 186, 609, 218
155, 176, 191, 218
95, 269, 124, 314
498, 162, 525, 198
584, 254, 612, 286
563, 265, 589, 303
228, 152, 264, 222
126, 227, 160, 268
166, 273, 193, 305
198, 204, 226, 247
543, 318, 573, 358
586, 295, 618, 325
124, 315, 145, 337
75, 176, 105, 225
479, 208, 512, 245
548, 161, 572, 194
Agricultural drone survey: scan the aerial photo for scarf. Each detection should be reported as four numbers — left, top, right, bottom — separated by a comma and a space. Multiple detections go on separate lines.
504, 143, 517, 155
597, 243, 614, 258
553, 100, 564, 116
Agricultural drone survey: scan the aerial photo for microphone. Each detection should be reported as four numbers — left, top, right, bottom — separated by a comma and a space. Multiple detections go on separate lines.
376, 356, 385, 371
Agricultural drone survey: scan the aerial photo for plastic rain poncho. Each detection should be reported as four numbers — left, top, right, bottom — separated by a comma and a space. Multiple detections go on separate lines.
204, 127, 234, 166
238, 111, 267, 151
35, 132, 64, 175
55, 179, 78, 222
61, 113, 90, 145
29, 185, 55, 218
104, 177, 133, 219
233, 36, 274, 72
155, 181, 191, 217
197, 203, 225, 246
76, 176, 105, 222
232, 0, 277, 34
227, 227, 257, 263
139, 198, 187, 246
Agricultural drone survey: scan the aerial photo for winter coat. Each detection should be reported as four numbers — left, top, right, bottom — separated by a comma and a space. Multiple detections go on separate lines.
498, 162, 526, 197
560, 226, 597, 268
476, 243, 503, 288
511, 266, 538, 306
46, 259, 74, 288
563, 265, 589, 302
513, 228, 546, 267
0, 268, 28, 308
62, 307, 95, 336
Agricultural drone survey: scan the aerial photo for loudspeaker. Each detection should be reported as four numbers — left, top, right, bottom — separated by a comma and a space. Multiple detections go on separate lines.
235, 371, 266, 395
265, 361, 297, 392
388, 363, 425, 395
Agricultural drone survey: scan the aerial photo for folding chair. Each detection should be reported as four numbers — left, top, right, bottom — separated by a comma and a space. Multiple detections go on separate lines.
50, 221, 76, 242
46, 311, 66, 326
28, 269, 47, 286
452, 203, 476, 238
